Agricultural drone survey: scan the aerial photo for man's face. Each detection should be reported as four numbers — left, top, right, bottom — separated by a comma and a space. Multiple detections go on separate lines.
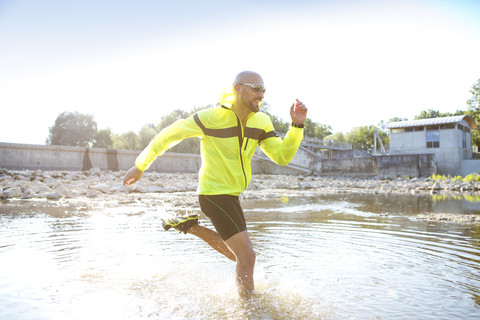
236, 77, 265, 113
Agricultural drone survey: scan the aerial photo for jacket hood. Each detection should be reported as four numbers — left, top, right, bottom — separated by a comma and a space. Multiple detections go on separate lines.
218, 84, 235, 108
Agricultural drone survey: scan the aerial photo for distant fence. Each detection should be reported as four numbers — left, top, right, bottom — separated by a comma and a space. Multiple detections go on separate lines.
277, 134, 353, 151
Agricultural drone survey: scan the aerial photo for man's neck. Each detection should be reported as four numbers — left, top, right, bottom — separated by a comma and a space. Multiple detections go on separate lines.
231, 103, 253, 128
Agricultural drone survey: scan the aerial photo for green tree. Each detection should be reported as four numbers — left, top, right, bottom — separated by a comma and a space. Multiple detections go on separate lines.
154, 105, 211, 154
388, 117, 408, 123
344, 125, 388, 152
325, 132, 346, 143
270, 114, 290, 134
156, 109, 190, 132
414, 109, 442, 119
46, 111, 97, 147
466, 78, 480, 147
138, 124, 158, 149
345, 126, 373, 151
414, 109, 465, 120
303, 118, 332, 139
259, 102, 290, 133
112, 131, 139, 150
92, 128, 113, 148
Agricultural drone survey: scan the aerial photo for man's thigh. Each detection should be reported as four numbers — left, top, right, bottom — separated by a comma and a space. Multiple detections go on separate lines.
198, 194, 247, 241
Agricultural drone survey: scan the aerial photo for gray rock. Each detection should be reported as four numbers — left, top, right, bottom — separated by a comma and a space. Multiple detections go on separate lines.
1, 186, 22, 198
299, 182, 313, 189
43, 177, 59, 188
86, 190, 99, 198
28, 181, 52, 195
431, 181, 442, 191
46, 192, 62, 200
274, 182, 290, 189
47, 171, 63, 178
132, 184, 149, 193
70, 183, 88, 196
55, 185, 71, 197
88, 167, 101, 176
110, 183, 128, 193
64, 172, 84, 180
89, 184, 112, 194
148, 185, 165, 193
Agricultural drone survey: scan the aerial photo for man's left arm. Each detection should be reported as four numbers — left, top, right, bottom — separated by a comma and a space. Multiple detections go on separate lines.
260, 99, 307, 166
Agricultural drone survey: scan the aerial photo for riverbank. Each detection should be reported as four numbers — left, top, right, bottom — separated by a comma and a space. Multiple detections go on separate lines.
1, 168, 479, 225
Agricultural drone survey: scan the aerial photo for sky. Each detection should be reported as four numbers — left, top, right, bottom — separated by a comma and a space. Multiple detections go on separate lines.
1, 0, 480, 145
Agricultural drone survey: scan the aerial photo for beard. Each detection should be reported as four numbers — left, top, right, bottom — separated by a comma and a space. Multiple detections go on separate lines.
246, 99, 262, 113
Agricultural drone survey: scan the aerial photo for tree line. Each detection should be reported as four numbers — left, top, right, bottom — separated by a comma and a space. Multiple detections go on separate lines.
46, 78, 480, 152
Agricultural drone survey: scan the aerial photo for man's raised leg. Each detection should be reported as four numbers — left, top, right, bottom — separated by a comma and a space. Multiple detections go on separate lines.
188, 224, 236, 261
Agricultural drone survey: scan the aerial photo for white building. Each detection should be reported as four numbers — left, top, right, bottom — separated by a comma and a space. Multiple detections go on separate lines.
386, 115, 478, 175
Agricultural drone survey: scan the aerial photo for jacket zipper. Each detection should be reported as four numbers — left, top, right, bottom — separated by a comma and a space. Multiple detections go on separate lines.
232, 111, 248, 189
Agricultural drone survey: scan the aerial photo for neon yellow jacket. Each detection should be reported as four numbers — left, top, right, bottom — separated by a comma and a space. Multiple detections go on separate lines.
135, 105, 304, 195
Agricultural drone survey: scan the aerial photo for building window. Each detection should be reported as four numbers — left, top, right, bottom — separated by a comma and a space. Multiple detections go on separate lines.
440, 123, 455, 129
404, 126, 424, 132
426, 129, 440, 148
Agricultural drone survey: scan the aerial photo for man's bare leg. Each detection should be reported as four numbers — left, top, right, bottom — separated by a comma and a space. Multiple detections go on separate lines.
224, 231, 256, 297
188, 224, 236, 261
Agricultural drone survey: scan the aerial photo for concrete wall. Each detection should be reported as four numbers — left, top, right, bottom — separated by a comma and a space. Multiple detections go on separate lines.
461, 160, 480, 176
315, 158, 377, 177
0, 142, 305, 175
0, 142, 201, 172
376, 154, 436, 178
0, 142, 435, 177
390, 130, 426, 150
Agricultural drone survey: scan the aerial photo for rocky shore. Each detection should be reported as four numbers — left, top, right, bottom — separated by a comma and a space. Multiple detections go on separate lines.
1, 168, 479, 225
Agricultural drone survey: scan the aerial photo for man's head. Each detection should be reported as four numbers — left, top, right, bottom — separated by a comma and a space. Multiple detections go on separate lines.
233, 71, 265, 113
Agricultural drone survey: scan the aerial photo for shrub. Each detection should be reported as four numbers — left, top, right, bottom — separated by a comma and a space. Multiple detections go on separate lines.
463, 173, 480, 182
431, 174, 447, 181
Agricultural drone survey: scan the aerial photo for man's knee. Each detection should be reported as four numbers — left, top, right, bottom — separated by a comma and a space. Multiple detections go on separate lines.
225, 231, 255, 265
237, 247, 256, 267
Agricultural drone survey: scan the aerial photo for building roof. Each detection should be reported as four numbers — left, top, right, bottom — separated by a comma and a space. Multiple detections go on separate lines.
386, 115, 477, 129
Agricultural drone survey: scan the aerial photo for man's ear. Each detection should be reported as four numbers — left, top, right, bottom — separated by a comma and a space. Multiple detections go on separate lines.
234, 83, 241, 93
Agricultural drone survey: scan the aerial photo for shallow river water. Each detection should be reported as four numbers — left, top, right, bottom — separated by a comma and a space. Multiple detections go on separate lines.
1, 193, 479, 320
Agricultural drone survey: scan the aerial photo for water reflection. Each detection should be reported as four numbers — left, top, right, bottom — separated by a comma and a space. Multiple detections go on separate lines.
433, 194, 480, 203
0, 193, 479, 319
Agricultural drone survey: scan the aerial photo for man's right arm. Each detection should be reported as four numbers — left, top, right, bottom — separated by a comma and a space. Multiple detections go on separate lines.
134, 115, 204, 172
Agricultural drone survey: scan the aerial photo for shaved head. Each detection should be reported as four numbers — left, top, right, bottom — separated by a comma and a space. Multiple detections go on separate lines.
234, 71, 264, 86
232, 71, 265, 113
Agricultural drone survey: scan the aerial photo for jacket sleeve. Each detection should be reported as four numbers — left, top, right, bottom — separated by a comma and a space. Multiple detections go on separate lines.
135, 116, 203, 172
260, 122, 304, 166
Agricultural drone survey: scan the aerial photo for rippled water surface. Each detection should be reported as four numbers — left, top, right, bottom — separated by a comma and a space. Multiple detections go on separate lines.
1, 194, 480, 319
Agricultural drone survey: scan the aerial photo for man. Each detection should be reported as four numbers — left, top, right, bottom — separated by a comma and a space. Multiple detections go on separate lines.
123, 71, 307, 296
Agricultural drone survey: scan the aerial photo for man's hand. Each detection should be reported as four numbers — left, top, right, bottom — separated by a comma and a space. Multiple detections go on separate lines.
290, 99, 307, 125
123, 166, 143, 186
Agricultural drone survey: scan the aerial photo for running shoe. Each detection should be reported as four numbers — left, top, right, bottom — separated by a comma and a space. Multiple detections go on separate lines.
161, 214, 198, 234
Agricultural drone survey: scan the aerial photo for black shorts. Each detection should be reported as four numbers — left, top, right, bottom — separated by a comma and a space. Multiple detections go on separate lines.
198, 194, 247, 241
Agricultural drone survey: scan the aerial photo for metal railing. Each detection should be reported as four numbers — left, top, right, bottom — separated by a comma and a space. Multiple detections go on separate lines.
302, 137, 353, 150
